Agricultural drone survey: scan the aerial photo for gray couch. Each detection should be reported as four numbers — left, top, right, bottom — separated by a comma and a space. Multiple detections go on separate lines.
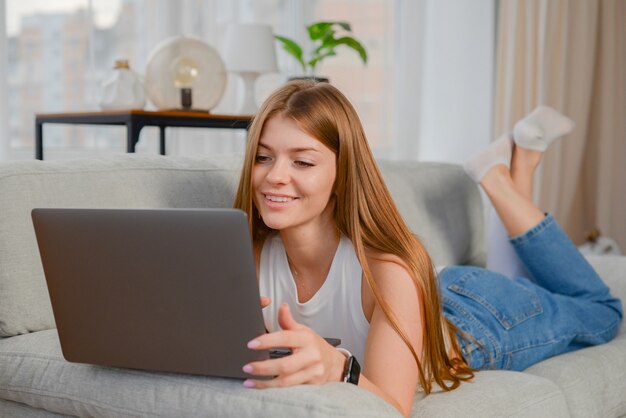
0, 155, 624, 418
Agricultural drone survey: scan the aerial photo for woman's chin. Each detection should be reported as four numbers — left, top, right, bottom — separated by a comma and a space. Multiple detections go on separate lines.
259, 215, 291, 231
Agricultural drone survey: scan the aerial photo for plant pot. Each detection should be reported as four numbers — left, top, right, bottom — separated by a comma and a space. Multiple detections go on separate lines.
288, 76, 330, 83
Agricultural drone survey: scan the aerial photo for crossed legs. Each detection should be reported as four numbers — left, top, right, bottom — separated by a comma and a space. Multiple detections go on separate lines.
465, 106, 574, 278
453, 111, 622, 369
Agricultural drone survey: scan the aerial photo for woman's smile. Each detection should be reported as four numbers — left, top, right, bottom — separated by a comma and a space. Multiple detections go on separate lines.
262, 193, 298, 208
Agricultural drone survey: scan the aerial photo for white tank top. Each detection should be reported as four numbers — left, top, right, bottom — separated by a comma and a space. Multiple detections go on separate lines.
259, 233, 370, 361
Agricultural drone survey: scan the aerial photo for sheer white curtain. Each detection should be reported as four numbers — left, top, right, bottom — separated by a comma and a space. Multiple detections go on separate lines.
392, 0, 495, 164
152, 0, 495, 163
98, 0, 482, 162
1, 0, 497, 162
390, 0, 425, 160
494, 0, 626, 249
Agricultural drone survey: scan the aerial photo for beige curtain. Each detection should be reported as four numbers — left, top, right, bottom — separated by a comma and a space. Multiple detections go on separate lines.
494, 0, 626, 250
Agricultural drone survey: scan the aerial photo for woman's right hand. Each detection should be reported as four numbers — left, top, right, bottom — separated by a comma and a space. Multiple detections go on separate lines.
260, 296, 271, 309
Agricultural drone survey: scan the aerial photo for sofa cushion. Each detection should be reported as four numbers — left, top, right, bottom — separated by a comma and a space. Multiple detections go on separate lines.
0, 329, 576, 418
0, 155, 241, 337
0, 330, 400, 418
377, 161, 485, 267
523, 255, 626, 418
410, 371, 569, 418
525, 333, 626, 418
0, 399, 73, 417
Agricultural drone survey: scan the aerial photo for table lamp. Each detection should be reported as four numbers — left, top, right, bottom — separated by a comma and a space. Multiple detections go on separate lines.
145, 35, 227, 112
222, 24, 278, 115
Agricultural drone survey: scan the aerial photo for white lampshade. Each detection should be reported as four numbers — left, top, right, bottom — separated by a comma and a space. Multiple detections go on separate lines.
222, 24, 278, 114
222, 24, 278, 73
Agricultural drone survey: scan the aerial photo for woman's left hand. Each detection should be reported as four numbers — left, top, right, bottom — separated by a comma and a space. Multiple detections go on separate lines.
243, 303, 347, 388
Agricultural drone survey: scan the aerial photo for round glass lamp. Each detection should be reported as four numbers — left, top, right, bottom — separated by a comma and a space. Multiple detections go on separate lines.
145, 36, 227, 111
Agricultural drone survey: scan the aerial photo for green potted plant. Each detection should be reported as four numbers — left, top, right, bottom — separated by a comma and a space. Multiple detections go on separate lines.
275, 21, 368, 82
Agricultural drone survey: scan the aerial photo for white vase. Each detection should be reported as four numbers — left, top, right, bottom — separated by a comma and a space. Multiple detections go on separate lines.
99, 60, 146, 110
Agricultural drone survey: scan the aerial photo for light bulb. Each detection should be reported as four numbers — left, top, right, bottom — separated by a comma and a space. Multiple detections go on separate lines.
171, 56, 199, 109
172, 56, 199, 88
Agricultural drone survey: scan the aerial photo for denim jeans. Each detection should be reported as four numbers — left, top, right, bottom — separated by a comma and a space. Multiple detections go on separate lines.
440, 214, 623, 371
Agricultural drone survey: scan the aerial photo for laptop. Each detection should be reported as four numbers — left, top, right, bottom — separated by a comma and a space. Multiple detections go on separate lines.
32, 208, 338, 380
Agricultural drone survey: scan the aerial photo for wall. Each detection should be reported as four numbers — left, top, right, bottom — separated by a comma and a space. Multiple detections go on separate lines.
415, 0, 495, 164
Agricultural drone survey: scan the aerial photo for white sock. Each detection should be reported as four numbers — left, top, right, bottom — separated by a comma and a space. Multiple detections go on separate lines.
463, 134, 512, 183
513, 105, 575, 151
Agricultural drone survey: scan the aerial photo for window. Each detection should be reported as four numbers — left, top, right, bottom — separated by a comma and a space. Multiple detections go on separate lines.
2, 0, 396, 161
2, 1, 494, 163
6, 0, 126, 158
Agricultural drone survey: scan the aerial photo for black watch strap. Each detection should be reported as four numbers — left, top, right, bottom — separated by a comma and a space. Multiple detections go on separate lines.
342, 353, 361, 385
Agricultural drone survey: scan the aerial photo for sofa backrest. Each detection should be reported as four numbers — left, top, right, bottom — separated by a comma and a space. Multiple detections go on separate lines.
377, 160, 485, 268
0, 154, 483, 337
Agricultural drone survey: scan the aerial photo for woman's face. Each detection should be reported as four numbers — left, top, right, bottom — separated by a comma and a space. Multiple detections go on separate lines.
252, 114, 337, 233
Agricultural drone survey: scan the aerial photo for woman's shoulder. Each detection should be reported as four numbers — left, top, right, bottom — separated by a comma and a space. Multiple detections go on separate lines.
364, 248, 411, 273
363, 248, 414, 289
362, 248, 422, 322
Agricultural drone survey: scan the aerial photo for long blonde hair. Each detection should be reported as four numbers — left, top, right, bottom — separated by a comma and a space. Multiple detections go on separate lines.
234, 80, 474, 393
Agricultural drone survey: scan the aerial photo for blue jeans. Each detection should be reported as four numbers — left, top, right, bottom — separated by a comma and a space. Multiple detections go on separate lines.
440, 214, 623, 371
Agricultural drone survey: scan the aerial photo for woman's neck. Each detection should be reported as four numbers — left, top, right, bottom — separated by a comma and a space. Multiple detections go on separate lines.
280, 220, 340, 271
278, 216, 341, 302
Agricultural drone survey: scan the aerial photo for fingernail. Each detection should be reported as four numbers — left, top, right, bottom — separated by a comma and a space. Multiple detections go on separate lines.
247, 339, 260, 349
243, 379, 255, 388
242, 364, 253, 374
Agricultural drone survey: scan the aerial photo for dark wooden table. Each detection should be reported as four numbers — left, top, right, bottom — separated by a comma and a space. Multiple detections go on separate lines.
34, 110, 253, 160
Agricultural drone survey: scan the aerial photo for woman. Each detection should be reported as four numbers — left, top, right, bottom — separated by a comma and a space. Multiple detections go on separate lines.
233, 80, 622, 417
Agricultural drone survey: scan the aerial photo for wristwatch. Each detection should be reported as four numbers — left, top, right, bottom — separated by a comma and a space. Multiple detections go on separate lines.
338, 348, 361, 385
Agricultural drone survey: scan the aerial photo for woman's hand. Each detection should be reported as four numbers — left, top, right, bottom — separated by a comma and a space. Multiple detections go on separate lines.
243, 303, 347, 388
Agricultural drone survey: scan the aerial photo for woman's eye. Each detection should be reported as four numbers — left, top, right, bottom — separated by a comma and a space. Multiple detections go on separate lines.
255, 155, 271, 163
294, 160, 313, 168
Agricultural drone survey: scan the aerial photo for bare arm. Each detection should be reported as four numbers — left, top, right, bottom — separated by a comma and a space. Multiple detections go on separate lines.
359, 255, 423, 417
